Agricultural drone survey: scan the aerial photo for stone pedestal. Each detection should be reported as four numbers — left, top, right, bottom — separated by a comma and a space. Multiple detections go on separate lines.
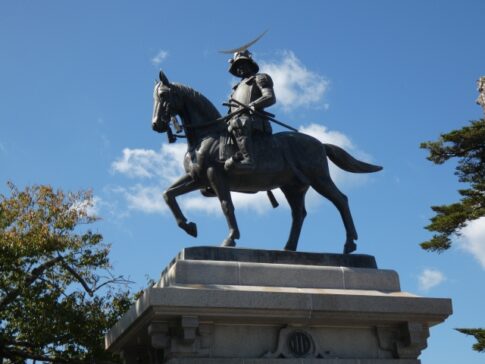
105, 247, 452, 364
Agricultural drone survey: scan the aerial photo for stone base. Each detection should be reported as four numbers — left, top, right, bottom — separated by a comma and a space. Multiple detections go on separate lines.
106, 247, 452, 364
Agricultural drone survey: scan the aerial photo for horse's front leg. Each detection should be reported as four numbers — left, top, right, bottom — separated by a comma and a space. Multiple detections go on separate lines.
163, 173, 202, 237
206, 167, 240, 247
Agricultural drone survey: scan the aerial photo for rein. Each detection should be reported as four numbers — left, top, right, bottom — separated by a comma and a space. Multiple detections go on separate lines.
183, 116, 227, 129
183, 106, 248, 130
164, 112, 232, 143
157, 84, 247, 143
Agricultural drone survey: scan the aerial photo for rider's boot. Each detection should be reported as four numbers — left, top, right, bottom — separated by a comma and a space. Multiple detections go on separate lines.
237, 134, 255, 167
225, 134, 255, 171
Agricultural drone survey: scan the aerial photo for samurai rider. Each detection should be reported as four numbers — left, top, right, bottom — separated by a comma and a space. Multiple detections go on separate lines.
224, 50, 276, 171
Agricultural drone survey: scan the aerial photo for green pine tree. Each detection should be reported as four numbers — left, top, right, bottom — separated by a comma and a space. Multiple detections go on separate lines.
420, 118, 485, 352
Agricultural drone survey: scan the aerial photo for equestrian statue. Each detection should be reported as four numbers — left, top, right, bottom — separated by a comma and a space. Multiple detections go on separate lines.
151, 36, 382, 254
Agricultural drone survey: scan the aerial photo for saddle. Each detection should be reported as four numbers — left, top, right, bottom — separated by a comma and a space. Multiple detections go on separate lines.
219, 119, 272, 163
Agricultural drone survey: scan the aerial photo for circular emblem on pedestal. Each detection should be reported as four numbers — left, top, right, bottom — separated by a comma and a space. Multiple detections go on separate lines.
287, 331, 312, 357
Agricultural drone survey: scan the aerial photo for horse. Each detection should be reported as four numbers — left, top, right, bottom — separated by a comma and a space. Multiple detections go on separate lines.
151, 71, 382, 254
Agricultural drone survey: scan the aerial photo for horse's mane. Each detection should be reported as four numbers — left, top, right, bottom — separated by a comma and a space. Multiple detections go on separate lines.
172, 83, 221, 120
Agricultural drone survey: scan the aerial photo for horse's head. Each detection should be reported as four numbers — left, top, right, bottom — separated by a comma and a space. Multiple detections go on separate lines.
152, 70, 175, 133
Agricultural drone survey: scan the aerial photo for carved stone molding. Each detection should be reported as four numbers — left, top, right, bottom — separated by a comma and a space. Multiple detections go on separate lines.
146, 316, 213, 361
395, 322, 429, 359
376, 322, 429, 359
264, 326, 328, 359
148, 322, 170, 349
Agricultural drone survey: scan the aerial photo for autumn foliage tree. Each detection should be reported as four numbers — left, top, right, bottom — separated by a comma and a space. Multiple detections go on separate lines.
0, 183, 132, 363
420, 119, 485, 352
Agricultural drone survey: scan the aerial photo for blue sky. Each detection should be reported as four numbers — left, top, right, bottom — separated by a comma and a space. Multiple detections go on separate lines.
1, 1, 484, 362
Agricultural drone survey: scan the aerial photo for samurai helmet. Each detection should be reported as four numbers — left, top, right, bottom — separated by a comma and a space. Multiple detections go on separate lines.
228, 49, 259, 76
220, 30, 267, 76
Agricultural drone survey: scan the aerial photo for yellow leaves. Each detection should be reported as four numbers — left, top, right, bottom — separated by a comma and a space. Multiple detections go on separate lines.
1, 183, 132, 363
0, 183, 99, 256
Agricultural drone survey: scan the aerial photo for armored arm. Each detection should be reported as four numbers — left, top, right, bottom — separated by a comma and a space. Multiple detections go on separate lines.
249, 73, 276, 110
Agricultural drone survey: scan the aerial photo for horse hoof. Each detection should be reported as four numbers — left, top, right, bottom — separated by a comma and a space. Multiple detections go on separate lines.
343, 241, 357, 254
284, 243, 297, 251
183, 222, 198, 237
221, 238, 236, 247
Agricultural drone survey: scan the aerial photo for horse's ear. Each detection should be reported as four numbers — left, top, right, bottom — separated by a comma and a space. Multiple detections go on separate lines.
159, 70, 170, 86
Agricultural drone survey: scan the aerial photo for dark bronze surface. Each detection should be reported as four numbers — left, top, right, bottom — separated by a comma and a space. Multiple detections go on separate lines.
168, 246, 378, 270
151, 66, 382, 254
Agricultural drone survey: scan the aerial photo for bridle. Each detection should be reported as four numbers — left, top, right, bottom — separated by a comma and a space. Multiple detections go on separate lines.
153, 82, 231, 143
152, 83, 186, 143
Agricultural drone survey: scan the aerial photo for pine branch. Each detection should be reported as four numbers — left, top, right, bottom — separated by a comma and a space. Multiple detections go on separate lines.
456, 328, 485, 352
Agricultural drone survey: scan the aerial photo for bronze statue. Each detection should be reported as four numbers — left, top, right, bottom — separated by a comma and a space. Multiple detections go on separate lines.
224, 49, 275, 171
477, 76, 485, 114
151, 67, 382, 254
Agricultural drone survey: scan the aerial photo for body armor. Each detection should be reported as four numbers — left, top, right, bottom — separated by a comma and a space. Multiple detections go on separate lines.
226, 73, 275, 171
231, 76, 257, 110
228, 73, 275, 135
230, 74, 274, 111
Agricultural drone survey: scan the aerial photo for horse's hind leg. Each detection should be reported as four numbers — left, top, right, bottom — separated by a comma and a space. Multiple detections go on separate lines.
163, 173, 202, 237
281, 185, 309, 251
310, 174, 358, 254
206, 167, 240, 247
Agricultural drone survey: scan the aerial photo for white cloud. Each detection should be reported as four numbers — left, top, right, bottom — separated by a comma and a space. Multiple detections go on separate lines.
181, 195, 222, 215
151, 50, 169, 65
111, 145, 185, 214
0, 142, 5, 153
118, 184, 167, 213
111, 145, 186, 181
299, 124, 353, 149
112, 148, 160, 178
418, 269, 446, 291
457, 217, 485, 269
260, 51, 329, 111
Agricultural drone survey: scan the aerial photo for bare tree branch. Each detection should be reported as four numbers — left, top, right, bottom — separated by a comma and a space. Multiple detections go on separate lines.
93, 277, 133, 293
58, 258, 94, 297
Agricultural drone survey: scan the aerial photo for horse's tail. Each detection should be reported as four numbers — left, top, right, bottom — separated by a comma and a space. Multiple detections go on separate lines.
324, 143, 383, 173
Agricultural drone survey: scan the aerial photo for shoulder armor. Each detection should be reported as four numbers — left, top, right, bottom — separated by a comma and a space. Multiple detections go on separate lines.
254, 73, 274, 89
243, 75, 256, 85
